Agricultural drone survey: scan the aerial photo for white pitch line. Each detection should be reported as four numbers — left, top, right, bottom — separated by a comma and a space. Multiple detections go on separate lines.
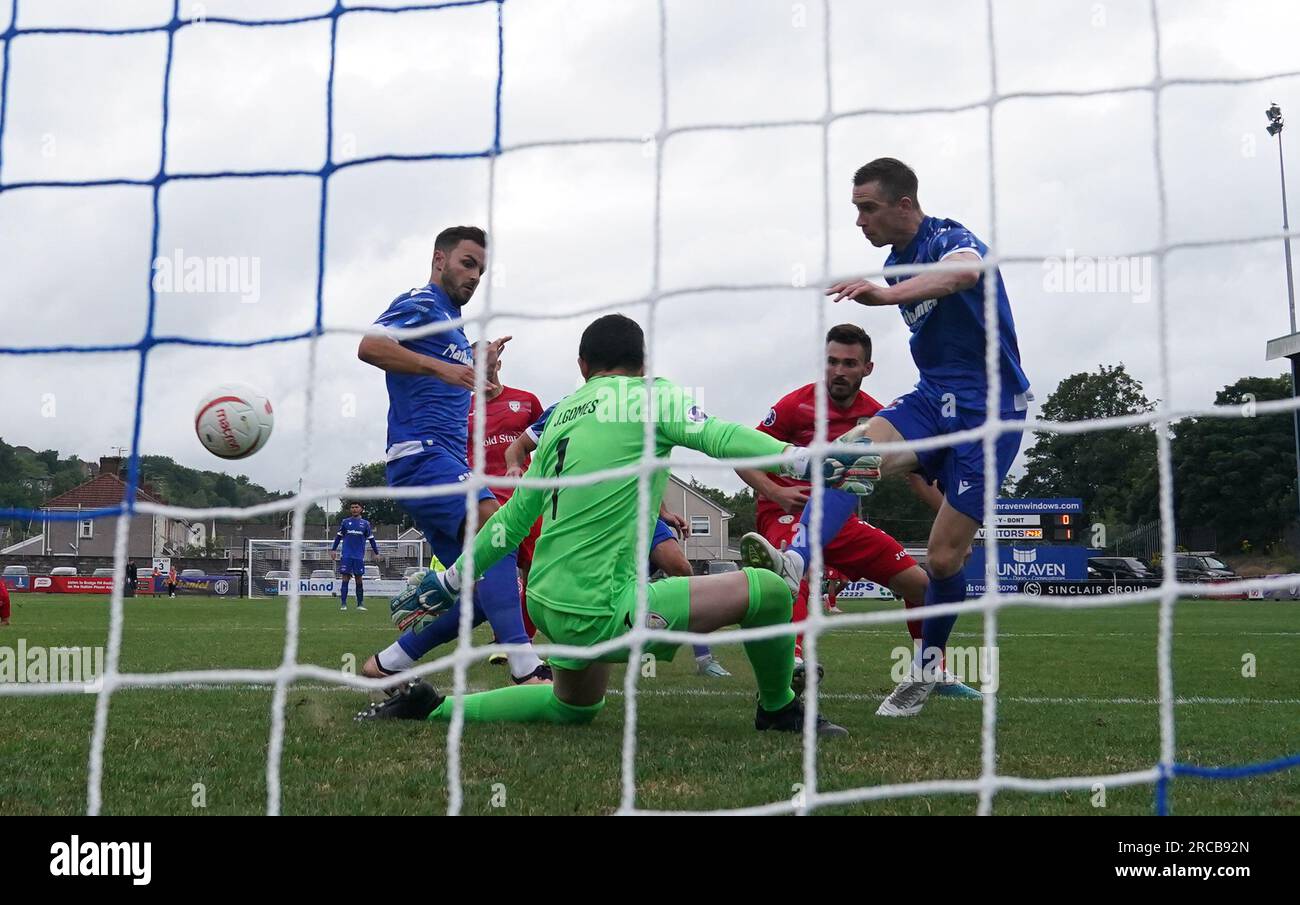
66, 683, 1300, 707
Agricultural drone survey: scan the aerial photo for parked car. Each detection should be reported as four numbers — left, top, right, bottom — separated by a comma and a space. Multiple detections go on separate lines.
1174, 554, 1237, 583
92, 568, 116, 577
261, 569, 291, 595
309, 569, 335, 580
705, 561, 739, 575
50, 566, 78, 576
180, 569, 205, 578
364, 565, 382, 580
1087, 557, 1156, 581
2, 565, 30, 577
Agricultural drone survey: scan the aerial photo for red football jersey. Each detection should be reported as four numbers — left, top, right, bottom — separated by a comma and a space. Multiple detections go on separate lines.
754, 382, 882, 516
468, 385, 543, 501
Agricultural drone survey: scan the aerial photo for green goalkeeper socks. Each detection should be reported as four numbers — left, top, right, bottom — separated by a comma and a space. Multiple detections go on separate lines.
427, 682, 606, 725
423, 569, 793, 722
739, 567, 797, 713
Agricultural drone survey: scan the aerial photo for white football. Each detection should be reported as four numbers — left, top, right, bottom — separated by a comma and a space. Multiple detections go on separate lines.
194, 384, 274, 459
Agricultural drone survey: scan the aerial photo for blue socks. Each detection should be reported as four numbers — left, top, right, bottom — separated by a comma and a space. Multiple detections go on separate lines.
789, 487, 857, 569
920, 569, 965, 677
339, 576, 351, 606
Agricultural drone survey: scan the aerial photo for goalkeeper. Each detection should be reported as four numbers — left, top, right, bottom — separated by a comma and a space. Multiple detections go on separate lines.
357, 314, 880, 736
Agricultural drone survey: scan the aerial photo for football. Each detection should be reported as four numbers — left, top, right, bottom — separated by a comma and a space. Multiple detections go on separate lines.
194, 384, 274, 459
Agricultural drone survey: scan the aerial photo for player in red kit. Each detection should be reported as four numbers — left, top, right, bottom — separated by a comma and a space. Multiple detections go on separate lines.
467, 345, 543, 662
737, 324, 980, 701
0, 578, 11, 626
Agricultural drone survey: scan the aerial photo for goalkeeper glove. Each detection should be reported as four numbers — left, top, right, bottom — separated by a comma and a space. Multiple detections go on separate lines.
783, 439, 882, 496
390, 563, 459, 633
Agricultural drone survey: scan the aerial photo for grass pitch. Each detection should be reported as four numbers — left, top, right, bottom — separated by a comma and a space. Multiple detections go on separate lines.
1, 592, 1297, 815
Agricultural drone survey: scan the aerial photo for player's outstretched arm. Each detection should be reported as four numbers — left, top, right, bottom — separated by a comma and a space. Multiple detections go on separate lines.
826, 251, 982, 306
456, 472, 548, 584
503, 431, 537, 477
357, 334, 479, 390
736, 467, 810, 513
399, 482, 547, 631
658, 398, 880, 494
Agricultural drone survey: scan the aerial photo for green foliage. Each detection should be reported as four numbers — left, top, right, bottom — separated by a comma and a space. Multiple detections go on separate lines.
339, 462, 411, 529
1015, 364, 1159, 523
1173, 375, 1297, 553
0, 440, 296, 538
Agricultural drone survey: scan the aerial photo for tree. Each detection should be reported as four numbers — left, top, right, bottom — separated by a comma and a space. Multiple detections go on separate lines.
861, 473, 938, 545
1173, 375, 1297, 552
342, 462, 410, 528
1015, 364, 1157, 525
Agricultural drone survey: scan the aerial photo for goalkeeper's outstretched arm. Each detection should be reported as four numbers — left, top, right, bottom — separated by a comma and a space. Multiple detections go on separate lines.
659, 410, 880, 493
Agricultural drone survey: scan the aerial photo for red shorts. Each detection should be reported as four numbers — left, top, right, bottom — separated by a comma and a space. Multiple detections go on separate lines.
756, 508, 916, 587
516, 517, 543, 573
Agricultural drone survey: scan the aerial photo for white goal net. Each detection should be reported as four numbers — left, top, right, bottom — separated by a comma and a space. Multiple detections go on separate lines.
2, 0, 1298, 818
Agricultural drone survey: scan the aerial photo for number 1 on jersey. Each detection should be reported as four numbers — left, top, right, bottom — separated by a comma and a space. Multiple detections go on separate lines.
550, 438, 570, 519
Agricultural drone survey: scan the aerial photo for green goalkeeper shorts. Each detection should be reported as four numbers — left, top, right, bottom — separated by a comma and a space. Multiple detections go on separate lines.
527, 577, 692, 672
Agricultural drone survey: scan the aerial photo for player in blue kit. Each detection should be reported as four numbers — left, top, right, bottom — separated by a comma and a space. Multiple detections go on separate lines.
354, 225, 549, 686
333, 501, 380, 611
818, 158, 1031, 716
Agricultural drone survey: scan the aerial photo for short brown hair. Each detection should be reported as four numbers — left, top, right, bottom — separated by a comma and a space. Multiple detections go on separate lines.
826, 323, 871, 361
434, 225, 487, 256
852, 158, 918, 204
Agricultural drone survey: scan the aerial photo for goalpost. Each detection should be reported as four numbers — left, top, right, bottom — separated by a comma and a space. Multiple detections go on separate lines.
245, 538, 429, 599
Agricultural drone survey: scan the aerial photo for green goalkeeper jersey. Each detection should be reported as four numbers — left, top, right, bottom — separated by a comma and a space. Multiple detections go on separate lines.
457, 374, 788, 617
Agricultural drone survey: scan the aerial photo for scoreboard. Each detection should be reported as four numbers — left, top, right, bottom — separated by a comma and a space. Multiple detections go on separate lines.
975, 499, 1083, 544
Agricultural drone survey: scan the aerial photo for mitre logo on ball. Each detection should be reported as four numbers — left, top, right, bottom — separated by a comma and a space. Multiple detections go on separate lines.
194, 384, 274, 459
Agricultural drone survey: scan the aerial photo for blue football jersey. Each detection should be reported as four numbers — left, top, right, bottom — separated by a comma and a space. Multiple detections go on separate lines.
333, 516, 377, 558
374, 283, 474, 456
885, 216, 1030, 412
525, 402, 557, 442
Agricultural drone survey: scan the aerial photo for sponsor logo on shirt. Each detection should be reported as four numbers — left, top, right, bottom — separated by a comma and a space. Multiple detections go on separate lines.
443, 343, 472, 366
901, 298, 938, 327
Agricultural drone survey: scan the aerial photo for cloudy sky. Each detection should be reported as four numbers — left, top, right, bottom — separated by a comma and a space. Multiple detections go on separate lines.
2, 0, 1299, 505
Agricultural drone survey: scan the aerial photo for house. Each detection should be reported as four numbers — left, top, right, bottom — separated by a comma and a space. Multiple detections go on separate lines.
662, 474, 737, 566
39, 457, 188, 558
395, 526, 430, 561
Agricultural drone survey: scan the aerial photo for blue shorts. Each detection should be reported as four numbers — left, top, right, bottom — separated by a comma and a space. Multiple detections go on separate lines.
387, 451, 496, 566
877, 390, 1027, 524
652, 518, 675, 549
648, 518, 679, 572
337, 557, 365, 576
